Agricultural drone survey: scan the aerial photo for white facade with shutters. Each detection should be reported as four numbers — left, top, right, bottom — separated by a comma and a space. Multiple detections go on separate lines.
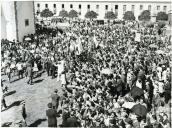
34, 0, 171, 20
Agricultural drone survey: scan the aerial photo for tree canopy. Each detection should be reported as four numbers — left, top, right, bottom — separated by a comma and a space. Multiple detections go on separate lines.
104, 11, 117, 20
123, 11, 135, 21
85, 11, 98, 19
156, 11, 168, 21
40, 9, 53, 18
59, 10, 68, 18
68, 10, 78, 18
138, 10, 151, 21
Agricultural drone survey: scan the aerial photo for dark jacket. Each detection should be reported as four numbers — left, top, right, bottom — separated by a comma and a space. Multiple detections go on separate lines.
46, 108, 58, 127
66, 116, 79, 127
62, 111, 70, 127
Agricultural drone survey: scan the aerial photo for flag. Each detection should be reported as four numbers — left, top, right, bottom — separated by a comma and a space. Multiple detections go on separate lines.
135, 32, 141, 42
76, 37, 83, 55
93, 35, 99, 48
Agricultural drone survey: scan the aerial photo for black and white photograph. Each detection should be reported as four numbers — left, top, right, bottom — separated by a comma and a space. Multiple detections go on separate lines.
1, 0, 172, 127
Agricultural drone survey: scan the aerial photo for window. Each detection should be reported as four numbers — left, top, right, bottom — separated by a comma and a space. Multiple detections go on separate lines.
79, 4, 81, 9
157, 6, 160, 10
123, 5, 126, 14
140, 5, 143, 10
37, 4, 40, 7
62, 4, 64, 9
87, 5, 90, 9
53, 4, 56, 8
87, 5, 90, 11
148, 5, 151, 11
115, 5, 118, 16
45, 4, 48, 8
115, 5, 118, 9
163, 6, 167, 12
105, 5, 108, 10
96, 5, 99, 9
70, 4, 73, 9
132, 5, 135, 12
25, 19, 29, 27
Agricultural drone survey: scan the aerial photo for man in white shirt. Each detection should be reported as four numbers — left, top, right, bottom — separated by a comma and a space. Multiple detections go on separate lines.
16, 62, 23, 79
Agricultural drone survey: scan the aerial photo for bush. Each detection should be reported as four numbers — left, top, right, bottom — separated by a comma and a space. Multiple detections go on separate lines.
68, 10, 78, 18
123, 11, 135, 21
85, 11, 98, 19
59, 10, 68, 18
40, 9, 53, 19
156, 12, 168, 21
104, 11, 117, 20
138, 10, 150, 21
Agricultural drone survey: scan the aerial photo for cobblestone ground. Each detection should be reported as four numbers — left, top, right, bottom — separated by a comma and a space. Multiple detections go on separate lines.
1, 72, 63, 127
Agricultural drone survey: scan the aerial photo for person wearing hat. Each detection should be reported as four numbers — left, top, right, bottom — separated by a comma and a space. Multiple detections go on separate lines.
46, 103, 59, 127
51, 89, 60, 110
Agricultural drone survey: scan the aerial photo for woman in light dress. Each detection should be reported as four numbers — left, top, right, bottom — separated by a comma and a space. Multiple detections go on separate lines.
57, 59, 67, 87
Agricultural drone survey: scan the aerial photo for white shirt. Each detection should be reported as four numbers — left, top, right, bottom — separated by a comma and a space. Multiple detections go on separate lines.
16, 63, 23, 70
136, 80, 142, 89
158, 82, 164, 93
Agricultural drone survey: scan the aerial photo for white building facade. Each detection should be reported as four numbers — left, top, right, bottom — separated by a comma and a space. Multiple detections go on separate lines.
34, 0, 171, 20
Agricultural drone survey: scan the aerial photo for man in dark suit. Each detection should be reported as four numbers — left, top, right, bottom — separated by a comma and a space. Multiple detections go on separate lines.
62, 106, 70, 127
66, 110, 80, 127
46, 103, 59, 127
51, 89, 60, 110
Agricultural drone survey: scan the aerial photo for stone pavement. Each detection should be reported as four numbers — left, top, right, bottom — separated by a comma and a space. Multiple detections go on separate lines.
1, 72, 63, 127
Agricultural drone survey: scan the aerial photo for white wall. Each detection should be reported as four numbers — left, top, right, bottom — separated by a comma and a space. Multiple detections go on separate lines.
34, 1, 171, 20
16, 1, 35, 42
1, 7, 7, 39
1, 1, 17, 41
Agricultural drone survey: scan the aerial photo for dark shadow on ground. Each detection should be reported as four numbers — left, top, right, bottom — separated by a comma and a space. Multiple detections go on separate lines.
4, 90, 16, 97
1, 100, 23, 112
1, 122, 12, 127
34, 79, 44, 84
28, 118, 47, 127
11, 78, 21, 83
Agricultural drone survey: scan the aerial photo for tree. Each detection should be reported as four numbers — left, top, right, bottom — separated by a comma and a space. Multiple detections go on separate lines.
123, 11, 135, 21
40, 9, 53, 20
68, 10, 78, 19
156, 11, 168, 21
59, 10, 68, 18
138, 10, 150, 21
104, 11, 117, 20
85, 11, 98, 19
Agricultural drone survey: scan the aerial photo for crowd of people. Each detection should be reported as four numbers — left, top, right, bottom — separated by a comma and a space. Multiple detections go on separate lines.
1, 19, 171, 127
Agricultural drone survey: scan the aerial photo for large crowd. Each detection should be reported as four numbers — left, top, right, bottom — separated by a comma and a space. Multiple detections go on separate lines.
1, 19, 172, 128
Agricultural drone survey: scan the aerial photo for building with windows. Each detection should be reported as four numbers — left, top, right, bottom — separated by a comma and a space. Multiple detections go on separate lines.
34, 0, 171, 20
